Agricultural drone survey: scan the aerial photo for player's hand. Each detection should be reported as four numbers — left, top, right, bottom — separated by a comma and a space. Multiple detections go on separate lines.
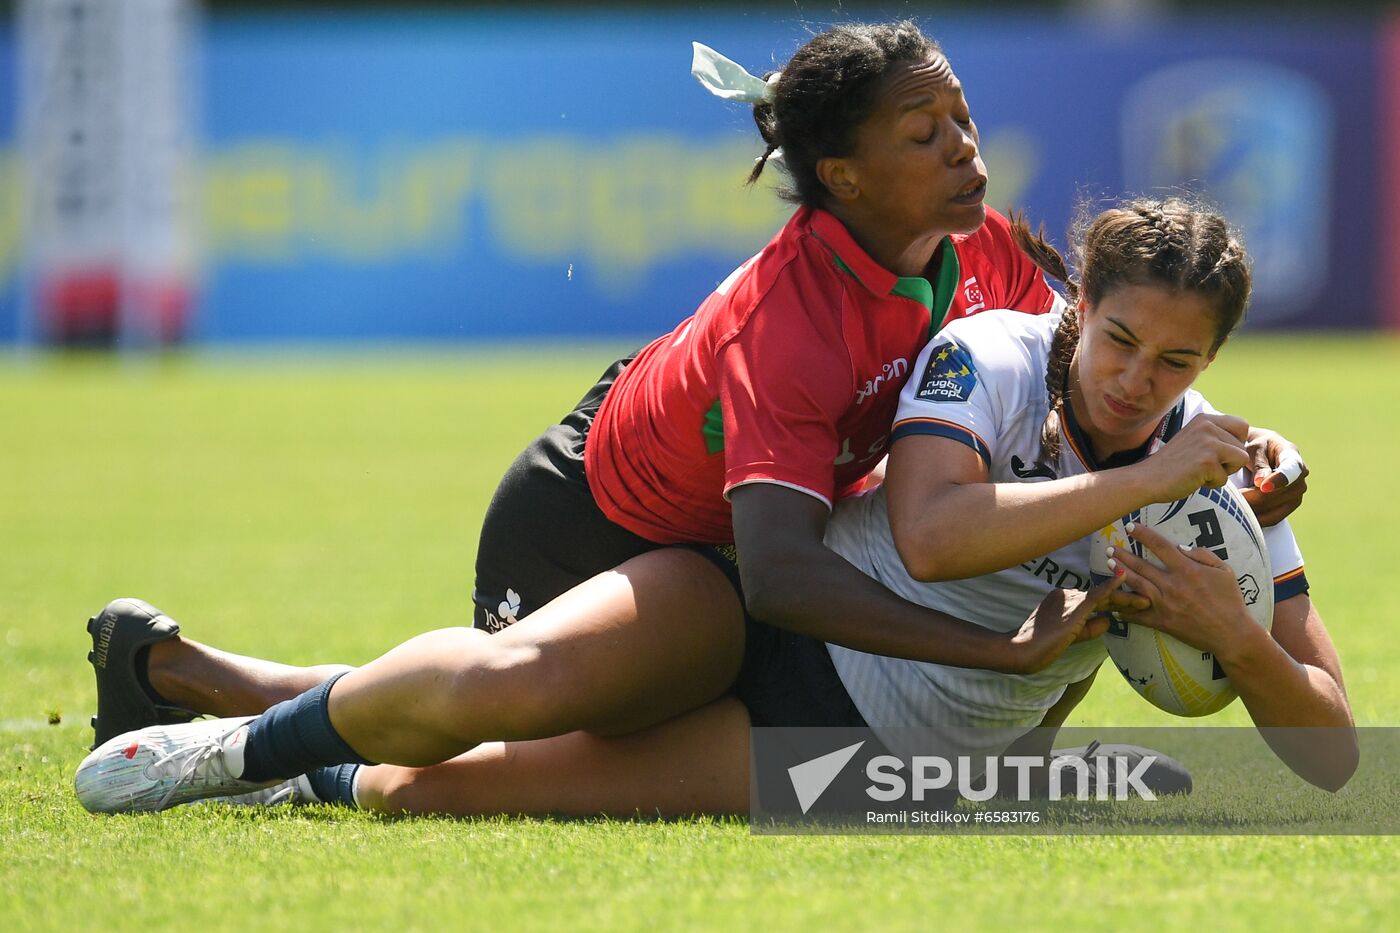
1241, 426, 1308, 527
1007, 576, 1146, 674
1137, 413, 1252, 502
1106, 523, 1263, 660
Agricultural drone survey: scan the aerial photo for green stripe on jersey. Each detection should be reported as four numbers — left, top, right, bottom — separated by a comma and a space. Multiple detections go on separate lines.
927, 237, 961, 339
703, 399, 725, 454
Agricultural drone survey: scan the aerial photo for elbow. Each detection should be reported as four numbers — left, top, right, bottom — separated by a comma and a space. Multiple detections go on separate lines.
741, 567, 798, 625
891, 532, 957, 583
1293, 728, 1359, 793
1316, 734, 1360, 794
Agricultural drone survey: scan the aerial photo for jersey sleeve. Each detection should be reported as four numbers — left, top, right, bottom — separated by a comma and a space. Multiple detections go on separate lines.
888, 312, 1030, 465
716, 291, 852, 508
1261, 520, 1309, 601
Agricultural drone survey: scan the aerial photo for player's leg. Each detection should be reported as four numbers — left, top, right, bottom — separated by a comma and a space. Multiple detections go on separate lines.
85, 597, 354, 748
328, 546, 746, 765
75, 547, 749, 812
355, 696, 751, 818
146, 639, 351, 716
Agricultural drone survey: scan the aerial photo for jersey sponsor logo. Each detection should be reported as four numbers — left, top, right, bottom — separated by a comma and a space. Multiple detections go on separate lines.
833, 434, 888, 467
855, 357, 909, 405
962, 275, 985, 314
914, 340, 978, 403
1019, 555, 1091, 591
1010, 455, 1057, 480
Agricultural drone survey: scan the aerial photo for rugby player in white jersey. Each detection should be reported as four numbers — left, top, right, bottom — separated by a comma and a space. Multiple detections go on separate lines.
823, 197, 1353, 791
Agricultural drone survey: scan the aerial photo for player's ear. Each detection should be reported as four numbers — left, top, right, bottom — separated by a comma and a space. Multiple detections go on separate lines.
817, 156, 860, 202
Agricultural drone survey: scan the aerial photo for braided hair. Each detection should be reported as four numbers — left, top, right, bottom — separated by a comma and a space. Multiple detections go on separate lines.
1011, 198, 1253, 463
747, 22, 941, 205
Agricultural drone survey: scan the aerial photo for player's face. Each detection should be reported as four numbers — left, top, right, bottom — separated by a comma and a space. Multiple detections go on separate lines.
840, 56, 988, 240
1070, 284, 1219, 455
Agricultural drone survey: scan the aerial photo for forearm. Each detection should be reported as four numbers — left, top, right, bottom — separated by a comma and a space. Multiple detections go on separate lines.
744, 543, 1025, 671
1219, 625, 1357, 790
898, 467, 1152, 580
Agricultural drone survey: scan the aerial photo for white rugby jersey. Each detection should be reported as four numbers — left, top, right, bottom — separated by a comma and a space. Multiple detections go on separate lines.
824, 309, 1309, 751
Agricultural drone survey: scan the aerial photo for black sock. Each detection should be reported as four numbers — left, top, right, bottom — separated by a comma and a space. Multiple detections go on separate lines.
305, 765, 362, 807
239, 672, 375, 782
133, 646, 172, 707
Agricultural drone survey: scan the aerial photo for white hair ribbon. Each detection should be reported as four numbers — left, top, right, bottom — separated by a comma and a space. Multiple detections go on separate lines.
691, 42, 777, 104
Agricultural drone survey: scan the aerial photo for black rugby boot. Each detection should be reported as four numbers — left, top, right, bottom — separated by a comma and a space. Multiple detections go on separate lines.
1048, 740, 1194, 797
86, 598, 197, 749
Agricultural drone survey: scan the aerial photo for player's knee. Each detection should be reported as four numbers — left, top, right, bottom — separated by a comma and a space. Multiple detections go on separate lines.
440, 636, 572, 741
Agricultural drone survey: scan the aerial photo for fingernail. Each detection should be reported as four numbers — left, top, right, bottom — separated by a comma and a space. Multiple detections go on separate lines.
1124, 521, 1136, 533
1114, 566, 1126, 578
1107, 557, 1117, 571
1106, 546, 1115, 558
1260, 481, 1275, 493
1178, 543, 1192, 552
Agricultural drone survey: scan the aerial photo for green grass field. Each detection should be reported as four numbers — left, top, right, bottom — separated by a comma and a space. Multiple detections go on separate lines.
3, 335, 1398, 930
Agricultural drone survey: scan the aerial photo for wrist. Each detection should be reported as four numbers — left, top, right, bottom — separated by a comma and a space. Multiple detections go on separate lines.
1106, 461, 1163, 514
1212, 615, 1276, 672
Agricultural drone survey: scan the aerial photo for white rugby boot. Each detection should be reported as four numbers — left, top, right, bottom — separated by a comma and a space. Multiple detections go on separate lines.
74, 716, 277, 813
208, 775, 317, 808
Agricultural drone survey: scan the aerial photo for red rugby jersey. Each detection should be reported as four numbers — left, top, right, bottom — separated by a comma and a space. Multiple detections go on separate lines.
584, 206, 1056, 544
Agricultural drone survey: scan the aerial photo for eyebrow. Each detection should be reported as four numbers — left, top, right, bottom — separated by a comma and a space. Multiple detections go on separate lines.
1108, 317, 1204, 356
897, 95, 938, 114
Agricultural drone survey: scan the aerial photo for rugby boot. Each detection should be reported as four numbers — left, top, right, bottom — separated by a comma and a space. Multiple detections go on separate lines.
1048, 740, 1193, 797
74, 716, 275, 813
206, 775, 317, 808
87, 598, 197, 749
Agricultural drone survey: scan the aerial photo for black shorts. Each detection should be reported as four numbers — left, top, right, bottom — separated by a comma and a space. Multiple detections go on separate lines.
471, 356, 866, 729
697, 547, 869, 729
471, 355, 658, 632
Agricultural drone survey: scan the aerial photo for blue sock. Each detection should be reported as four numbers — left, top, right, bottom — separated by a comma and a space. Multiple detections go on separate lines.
239, 672, 374, 782
305, 764, 362, 807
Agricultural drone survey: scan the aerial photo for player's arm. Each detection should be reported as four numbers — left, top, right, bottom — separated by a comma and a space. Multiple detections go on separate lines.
885, 412, 1253, 582
1111, 524, 1357, 791
730, 483, 1123, 673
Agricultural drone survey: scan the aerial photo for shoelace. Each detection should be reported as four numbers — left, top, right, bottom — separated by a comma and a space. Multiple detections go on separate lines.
148, 731, 240, 810
261, 782, 299, 806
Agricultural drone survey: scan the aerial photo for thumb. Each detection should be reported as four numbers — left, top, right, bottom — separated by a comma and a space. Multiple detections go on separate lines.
1084, 573, 1127, 614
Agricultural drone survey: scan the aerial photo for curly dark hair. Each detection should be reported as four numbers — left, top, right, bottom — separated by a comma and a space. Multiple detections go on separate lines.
745, 21, 942, 206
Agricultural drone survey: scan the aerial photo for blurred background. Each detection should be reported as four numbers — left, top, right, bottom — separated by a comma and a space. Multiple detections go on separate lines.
0, 0, 1395, 347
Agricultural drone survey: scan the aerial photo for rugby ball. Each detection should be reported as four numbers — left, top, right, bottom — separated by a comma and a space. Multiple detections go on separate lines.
1088, 482, 1273, 717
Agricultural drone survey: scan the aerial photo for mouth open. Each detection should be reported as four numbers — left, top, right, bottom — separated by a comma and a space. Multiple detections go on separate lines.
952, 178, 987, 205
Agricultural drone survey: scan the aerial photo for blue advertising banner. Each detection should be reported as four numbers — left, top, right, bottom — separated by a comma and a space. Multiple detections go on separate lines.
0, 11, 1383, 341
